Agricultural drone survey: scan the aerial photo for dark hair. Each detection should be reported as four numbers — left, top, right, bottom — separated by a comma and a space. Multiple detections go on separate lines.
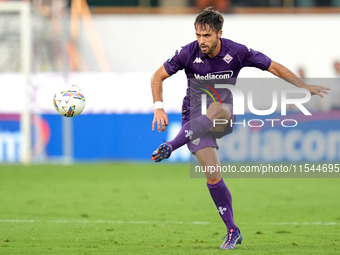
194, 7, 224, 32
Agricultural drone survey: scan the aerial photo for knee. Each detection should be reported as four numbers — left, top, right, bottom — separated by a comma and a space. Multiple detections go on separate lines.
207, 177, 221, 185
206, 102, 223, 120
207, 103, 231, 123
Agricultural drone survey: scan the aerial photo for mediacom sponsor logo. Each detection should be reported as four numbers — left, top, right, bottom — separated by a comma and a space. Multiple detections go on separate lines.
194, 71, 233, 80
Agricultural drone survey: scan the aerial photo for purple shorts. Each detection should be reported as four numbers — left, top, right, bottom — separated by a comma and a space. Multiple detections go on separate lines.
182, 103, 235, 153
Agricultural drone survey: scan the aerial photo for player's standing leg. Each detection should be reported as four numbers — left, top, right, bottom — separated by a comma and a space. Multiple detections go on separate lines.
195, 103, 241, 249
195, 147, 242, 250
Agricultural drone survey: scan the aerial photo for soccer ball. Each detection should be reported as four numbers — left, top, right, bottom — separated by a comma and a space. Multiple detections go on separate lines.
53, 84, 86, 117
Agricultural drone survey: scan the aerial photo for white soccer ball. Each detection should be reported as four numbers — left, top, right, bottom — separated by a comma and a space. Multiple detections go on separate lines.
53, 84, 86, 117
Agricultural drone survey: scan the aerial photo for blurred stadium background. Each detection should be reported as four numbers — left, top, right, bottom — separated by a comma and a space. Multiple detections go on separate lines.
0, 0, 339, 164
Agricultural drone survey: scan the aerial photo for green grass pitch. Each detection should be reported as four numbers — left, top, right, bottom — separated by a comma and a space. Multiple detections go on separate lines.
0, 163, 339, 254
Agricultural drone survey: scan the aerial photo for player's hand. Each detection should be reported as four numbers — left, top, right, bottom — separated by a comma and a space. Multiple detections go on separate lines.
304, 84, 330, 98
152, 109, 169, 132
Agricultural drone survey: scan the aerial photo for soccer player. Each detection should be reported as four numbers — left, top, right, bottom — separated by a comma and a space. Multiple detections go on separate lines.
150, 7, 329, 250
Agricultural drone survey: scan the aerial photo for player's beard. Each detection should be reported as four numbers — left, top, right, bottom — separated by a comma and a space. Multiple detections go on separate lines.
200, 36, 219, 56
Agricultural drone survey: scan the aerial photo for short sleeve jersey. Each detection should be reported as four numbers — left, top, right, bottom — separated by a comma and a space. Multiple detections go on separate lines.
163, 38, 271, 111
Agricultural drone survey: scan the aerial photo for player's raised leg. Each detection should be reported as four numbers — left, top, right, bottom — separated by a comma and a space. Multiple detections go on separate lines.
151, 103, 231, 162
195, 146, 242, 250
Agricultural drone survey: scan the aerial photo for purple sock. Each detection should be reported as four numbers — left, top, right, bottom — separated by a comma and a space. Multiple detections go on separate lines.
207, 178, 239, 232
168, 115, 213, 151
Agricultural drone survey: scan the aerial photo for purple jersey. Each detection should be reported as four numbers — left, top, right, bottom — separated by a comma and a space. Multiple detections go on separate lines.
163, 38, 271, 112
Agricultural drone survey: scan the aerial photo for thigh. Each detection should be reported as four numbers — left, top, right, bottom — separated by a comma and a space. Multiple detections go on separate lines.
210, 103, 236, 139
209, 103, 232, 133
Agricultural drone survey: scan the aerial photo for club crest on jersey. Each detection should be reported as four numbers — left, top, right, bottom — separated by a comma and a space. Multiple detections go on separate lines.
223, 54, 233, 64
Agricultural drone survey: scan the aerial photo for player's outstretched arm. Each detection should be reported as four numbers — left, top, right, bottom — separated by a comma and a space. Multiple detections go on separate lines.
267, 60, 330, 98
151, 65, 170, 132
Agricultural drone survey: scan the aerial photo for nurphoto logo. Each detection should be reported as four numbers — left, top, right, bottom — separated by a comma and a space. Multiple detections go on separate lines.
200, 84, 312, 128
